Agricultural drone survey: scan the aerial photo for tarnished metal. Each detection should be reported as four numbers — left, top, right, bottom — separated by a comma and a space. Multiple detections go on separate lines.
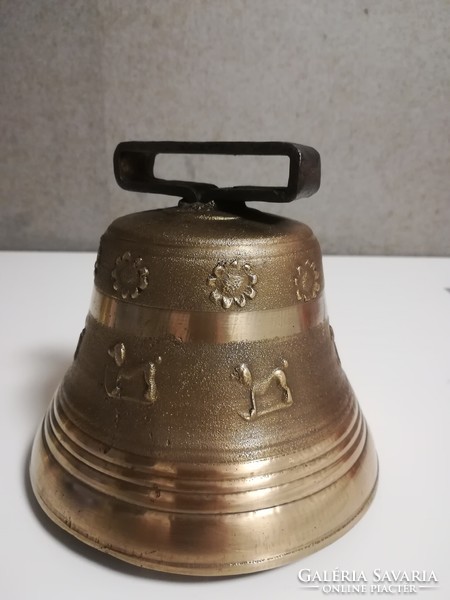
30, 141, 378, 576
114, 141, 320, 202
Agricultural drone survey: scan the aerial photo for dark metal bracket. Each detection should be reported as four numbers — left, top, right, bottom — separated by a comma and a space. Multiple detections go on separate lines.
113, 141, 320, 203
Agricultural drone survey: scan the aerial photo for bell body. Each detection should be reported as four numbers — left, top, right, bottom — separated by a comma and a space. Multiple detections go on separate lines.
30, 202, 378, 575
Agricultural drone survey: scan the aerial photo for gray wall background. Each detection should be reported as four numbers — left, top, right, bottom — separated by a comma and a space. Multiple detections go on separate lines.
1, 0, 449, 255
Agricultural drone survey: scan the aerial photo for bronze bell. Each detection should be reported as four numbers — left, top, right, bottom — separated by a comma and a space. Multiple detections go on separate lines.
30, 141, 378, 576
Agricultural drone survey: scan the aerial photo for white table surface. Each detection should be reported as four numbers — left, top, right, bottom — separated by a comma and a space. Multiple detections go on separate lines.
1, 252, 449, 600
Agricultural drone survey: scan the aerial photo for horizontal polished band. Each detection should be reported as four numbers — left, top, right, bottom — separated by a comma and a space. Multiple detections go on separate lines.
89, 289, 327, 343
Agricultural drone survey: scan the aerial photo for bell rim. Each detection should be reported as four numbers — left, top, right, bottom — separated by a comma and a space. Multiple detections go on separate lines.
31, 462, 378, 576
30, 415, 378, 576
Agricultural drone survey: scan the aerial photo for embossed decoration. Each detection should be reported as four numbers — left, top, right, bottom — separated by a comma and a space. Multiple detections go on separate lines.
112, 251, 149, 299
294, 259, 320, 302
73, 328, 86, 360
233, 359, 293, 421
208, 260, 257, 309
105, 342, 162, 404
94, 241, 102, 276
329, 325, 342, 366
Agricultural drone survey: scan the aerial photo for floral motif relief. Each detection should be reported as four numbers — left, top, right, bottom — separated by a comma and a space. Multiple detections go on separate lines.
111, 252, 149, 299
294, 259, 321, 302
94, 240, 102, 277
207, 260, 257, 309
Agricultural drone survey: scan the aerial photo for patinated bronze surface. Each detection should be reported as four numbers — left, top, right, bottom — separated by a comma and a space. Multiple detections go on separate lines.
30, 142, 378, 575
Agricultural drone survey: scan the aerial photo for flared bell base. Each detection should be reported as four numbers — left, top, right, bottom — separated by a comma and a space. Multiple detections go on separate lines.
30, 394, 378, 576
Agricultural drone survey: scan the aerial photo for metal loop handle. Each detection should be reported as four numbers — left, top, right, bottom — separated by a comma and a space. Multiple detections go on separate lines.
113, 141, 320, 203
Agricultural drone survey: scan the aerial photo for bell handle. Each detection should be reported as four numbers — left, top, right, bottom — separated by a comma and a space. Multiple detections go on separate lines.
113, 141, 320, 203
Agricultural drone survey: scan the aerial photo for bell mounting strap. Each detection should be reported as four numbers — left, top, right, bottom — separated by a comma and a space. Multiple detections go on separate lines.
113, 141, 320, 203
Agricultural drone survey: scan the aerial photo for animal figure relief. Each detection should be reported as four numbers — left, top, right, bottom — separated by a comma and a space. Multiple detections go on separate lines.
105, 342, 162, 404
234, 359, 293, 421
329, 325, 341, 366
73, 328, 86, 360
